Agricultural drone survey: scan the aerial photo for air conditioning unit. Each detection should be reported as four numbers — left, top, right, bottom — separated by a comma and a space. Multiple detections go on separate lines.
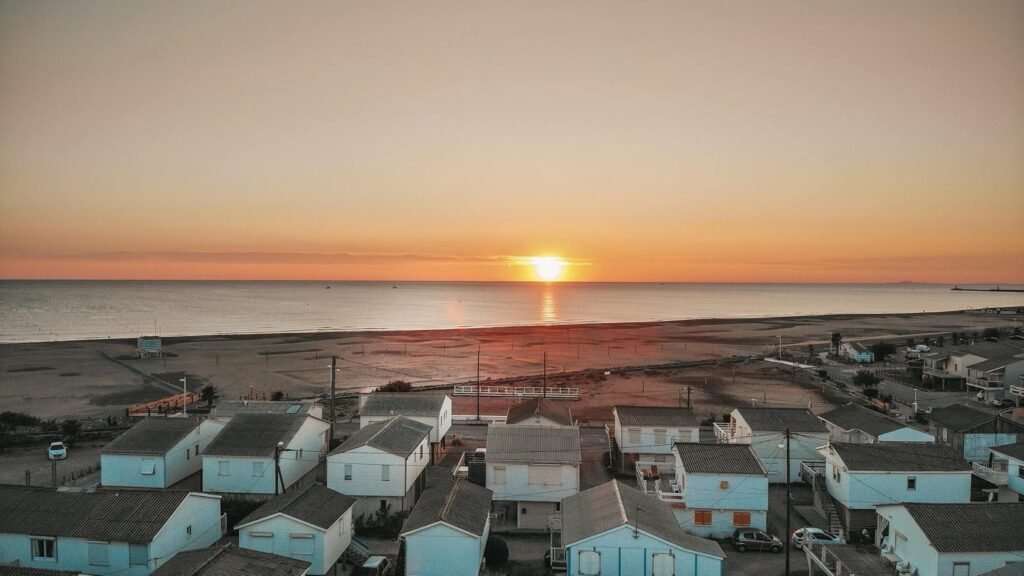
896, 560, 912, 574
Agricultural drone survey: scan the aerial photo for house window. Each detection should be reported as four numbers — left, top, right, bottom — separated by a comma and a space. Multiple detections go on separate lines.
627, 428, 640, 444
31, 537, 56, 561
186, 448, 190, 460
196, 443, 200, 455
528, 464, 561, 485
218, 460, 230, 476
1018, 466, 1023, 479
129, 544, 149, 566
832, 466, 841, 483
382, 464, 390, 481
694, 510, 713, 526
652, 552, 675, 576
579, 550, 601, 576
186, 525, 192, 537
733, 512, 751, 527
88, 541, 110, 566
493, 466, 506, 484
253, 462, 265, 477
141, 459, 156, 476
653, 428, 667, 445
907, 476, 917, 491
344, 464, 353, 481
290, 533, 314, 555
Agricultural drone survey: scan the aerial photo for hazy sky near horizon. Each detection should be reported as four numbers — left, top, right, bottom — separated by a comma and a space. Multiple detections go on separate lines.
2, 1, 1023, 283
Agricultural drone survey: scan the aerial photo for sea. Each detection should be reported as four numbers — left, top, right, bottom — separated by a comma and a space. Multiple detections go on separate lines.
1, 281, 1023, 344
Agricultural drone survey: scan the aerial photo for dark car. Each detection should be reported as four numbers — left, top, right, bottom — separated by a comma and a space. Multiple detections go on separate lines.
355, 556, 392, 576
733, 529, 783, 553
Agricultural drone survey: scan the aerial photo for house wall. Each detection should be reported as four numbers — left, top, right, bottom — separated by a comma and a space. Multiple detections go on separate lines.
360, 398, 451, 444
824, 459, 971, 511
487, 462, 579, 502
148, 493, 223, 573
203, 455, 276, 494
326, 435, 430, 499
239, 510, 352, 576
517, 501, 559, 530
565, 525, 722, 576
674, 465, 768, 538
1005, 361, 1024, 393
962, 433, 1020, 462
509, 415, 569, 427
948, 354, 986, 377
613, 414, 699, 455
101, 454, 168, 489
277, 417, 330, 489
1005, 456, 1024, 498
404, 523, 484, 576
877, 427, 934, 443
0, 535, 150, 576
731, 412, 826, 483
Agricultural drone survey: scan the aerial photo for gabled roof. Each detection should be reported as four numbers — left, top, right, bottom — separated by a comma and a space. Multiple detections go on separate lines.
0, 568, 79, 576
735, 408, 828, 433
486, 425, 581, 465
561, 481, 723, 558
0, 485, 201, 543
990, 442, 1024, 462
848, 342, 871, 353
615, 406, 700, 428
895, 503, 1024, 553
674, 443, 766, 475
506, 398, 573, 426
204, 413, 311, 457
360, 393, 448, 417
979, 562, 1024, 576
102, 416, 204, 455
818, 404, 908, 437
330, 416, 431, 457
237, 484, 355, 531
151, 545, 310, 576
829, 442, 971, 472
927, 404, 994, 432
401, 469, 493, 537
969, 356, 1023, 372
215, 400, 317, 418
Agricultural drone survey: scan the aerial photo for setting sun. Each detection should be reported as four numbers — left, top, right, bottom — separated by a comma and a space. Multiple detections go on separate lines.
530, 256, 565, 282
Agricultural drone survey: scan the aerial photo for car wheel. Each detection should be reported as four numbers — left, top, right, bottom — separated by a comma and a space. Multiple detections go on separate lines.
737, 545, 746, 553
771, 546, 781, 553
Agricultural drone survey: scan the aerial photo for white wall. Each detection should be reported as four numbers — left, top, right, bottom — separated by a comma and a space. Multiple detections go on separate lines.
487, 462, 579, 503
404, 523, 484, 576
326, 434, 429, 498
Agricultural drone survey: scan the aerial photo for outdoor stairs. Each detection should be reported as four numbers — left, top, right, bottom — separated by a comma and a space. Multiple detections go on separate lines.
605, 424, 618, 472
823, 498, 843, 537
345, 536, 371, 567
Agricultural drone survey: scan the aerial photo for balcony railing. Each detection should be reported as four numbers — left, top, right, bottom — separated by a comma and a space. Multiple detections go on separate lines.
972, 461, 1009, 486
453, 385, 579, 399
713, 422, 734, 443
655, 481, 686, 504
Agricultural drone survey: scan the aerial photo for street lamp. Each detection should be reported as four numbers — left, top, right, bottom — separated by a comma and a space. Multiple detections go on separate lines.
274, 441, 299, 495
180, 376, 188, 416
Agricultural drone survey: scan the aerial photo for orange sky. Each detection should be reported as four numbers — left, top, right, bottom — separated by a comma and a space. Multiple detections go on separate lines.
1, 1, 1022, 283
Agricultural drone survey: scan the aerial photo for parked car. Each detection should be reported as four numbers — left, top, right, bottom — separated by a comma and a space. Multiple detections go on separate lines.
47, 441, 67, 460
355, 556, 392, 576
791, 527, 843, 549
733, 529, 783, 552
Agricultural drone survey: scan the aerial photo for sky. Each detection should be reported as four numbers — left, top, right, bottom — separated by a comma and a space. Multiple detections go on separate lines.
1, 0, 1022, 283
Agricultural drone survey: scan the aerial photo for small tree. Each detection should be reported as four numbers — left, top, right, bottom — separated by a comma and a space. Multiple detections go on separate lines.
853, 370, 881, 387
61, 419, 82, 446
830, 332, 843, 355
484, 536, 509, 568
936, 336, 945, 347
868, 342, 897, 362
270, 391, 285, 401
199, 385, 219, 409
982, 328, 1000, 339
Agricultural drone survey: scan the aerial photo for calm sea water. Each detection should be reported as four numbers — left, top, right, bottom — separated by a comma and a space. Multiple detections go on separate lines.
1, 281, 1022, 343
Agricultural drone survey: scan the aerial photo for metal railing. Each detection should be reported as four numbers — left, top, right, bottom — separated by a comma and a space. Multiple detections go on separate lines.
972, 461, 1009, 485
453, 385, 579, 399
713, 422, 734, 443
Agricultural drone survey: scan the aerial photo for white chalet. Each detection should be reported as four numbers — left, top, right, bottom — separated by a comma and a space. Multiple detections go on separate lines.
101, 416, 225, 489
716, 408, 829, 483
818, 403, 933, 444
612, 406, 700, 475
358, 394, 452, 464
506, 397, 575, 427
670, 443, 769, 538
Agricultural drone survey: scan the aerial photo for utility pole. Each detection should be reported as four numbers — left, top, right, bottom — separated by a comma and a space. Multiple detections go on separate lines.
329, 356, 337, 446
476, 344, 481, 421
785, 427, 792, 576
543, 351, 547, 398
51, 460, 57, 487
180, 376, 188, 415
686, 387, 691, 409
274, 442, 298, 495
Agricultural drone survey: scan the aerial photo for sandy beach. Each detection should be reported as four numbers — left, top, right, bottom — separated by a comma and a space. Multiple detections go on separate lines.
1, 308, 1020, 421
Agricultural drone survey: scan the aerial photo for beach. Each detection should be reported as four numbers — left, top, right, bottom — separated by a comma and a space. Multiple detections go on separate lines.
1, 308, 1019, 421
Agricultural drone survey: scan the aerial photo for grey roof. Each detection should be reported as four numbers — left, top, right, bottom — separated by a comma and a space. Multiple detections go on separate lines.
830, 443, 971, 472
979, 562, 1024, 576
237, 484, 355, 530
849, 342, 870, 353
900, 503, 1024, 552
615, 406, 700, 428
151, 545, 310, 576
102, 416, 203, 455
215, 400, 317, 418
990, 442, 1024, 462
331, 416, 431, 457
818, 404, 907, 437
486, 425, 581, 465
561, 481, 724, 558
401, 469, 493, 537
204, 413, 310, 457
360, 393, 448, 417
927, 404, 994, 432
736, 408, 828, 433
506, 398, 574, 426
674, 443, 766, 475
0, 568, 79, 576
970, 356, 1022, 372
0, 485, 195, 543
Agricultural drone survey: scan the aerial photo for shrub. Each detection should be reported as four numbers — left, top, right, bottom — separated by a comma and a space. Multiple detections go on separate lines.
485, 536, 510, 568
853, 370, 881, 387
270, 391, 285, 401
378, 380, 412, 393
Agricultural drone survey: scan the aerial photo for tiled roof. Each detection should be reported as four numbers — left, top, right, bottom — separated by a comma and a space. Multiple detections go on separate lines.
0, 485, 196, 543
901, 503, 1024, 552
736, 408, 828, 433
561, 481, 723, 558
486, 425, 581, 465
979, 562, 1024, 576
102, 416, 203, 455
818, 404, 908, 437
330, 416, 431, 457
506, 398, 573, 426
237, 484, 355, 531
969, 356, 1022, 372
990, 442, 1024, 462
401, 469, 493, 537
215, 400, 317, 418
360, 394, 448, 417
204, 413, 309, 457
151, 545, 310, 576
615, 406, 700, 427
674, 443, 766, 475
830, 443, 971, 472
927, 404, 994, 432
0, 568, 79, 576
